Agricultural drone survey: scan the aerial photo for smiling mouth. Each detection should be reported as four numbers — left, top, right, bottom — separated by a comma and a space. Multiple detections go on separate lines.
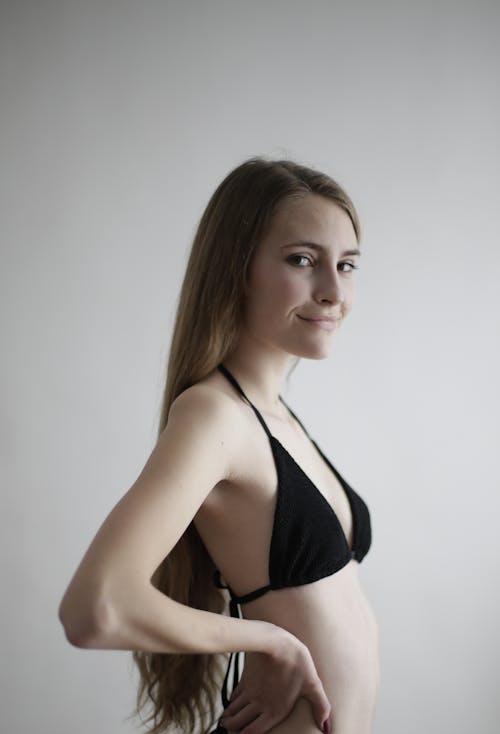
297, 315, 340, 331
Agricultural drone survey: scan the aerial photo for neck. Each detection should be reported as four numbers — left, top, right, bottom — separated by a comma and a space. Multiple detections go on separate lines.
221, 336, 296, 409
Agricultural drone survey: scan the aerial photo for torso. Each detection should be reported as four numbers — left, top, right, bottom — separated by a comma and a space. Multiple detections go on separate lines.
193, 369, 379, 733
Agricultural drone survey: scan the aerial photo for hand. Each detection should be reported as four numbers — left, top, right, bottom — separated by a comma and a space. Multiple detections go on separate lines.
219, 629, 331, 734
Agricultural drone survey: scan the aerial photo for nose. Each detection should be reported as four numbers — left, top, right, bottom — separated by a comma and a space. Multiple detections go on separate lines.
313, 266, 345, 306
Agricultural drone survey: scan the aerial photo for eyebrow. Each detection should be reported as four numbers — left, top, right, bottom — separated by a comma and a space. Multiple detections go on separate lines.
281, 241, 361, 257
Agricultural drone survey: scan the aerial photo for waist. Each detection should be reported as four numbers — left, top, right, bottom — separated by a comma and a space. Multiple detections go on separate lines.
217, 564, 380, 731
240, 564, 379, 686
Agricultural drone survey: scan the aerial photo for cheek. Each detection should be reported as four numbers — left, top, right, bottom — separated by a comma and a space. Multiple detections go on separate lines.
344, 287, 355, 312
244, 268, 302, 330
252, 270, 302, 315
249, 263, 303, 305
280, 272, 305, 302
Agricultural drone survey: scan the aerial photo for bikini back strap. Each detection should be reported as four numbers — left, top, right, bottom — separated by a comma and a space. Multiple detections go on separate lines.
217, 363, 272, 440
212, 570, 244, 713
214, 569, 271, 604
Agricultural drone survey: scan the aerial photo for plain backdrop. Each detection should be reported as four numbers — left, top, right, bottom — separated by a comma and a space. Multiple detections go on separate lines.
1, 1, 499, 733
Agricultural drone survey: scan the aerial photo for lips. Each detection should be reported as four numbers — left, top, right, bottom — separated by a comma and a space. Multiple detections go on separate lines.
298, 315, 340, 323
297, 314, 340, 331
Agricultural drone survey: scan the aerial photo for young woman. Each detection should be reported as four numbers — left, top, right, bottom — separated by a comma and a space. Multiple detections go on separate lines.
58, 157, 379, 734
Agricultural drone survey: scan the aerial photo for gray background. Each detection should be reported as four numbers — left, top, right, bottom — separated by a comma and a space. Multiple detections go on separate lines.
1, 1, 499, 732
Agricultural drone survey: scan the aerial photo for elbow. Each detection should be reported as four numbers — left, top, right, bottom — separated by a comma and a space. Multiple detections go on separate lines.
58, 606, 95, 648
59, 616, 92, 649
58, 591, 118, 649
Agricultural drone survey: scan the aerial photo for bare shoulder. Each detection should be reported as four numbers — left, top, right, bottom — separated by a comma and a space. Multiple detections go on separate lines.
168, 374, 238, 426
164, 371, 247, 478
168, 374, 242, 438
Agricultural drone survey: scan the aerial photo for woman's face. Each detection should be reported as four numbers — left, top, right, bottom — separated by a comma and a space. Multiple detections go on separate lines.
242, 193, 360, 360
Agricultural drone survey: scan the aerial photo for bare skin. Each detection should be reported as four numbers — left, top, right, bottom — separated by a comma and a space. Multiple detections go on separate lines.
58, 193, 379, 733
194, 365, 379, 734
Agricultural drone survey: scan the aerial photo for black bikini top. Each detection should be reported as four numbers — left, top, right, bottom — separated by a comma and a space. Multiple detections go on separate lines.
210, 364, 372, 720
213, 363, 372, 606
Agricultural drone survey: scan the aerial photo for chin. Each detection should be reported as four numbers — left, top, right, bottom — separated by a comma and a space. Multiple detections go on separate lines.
306, 349, 331, 361
291, 343, 332, 360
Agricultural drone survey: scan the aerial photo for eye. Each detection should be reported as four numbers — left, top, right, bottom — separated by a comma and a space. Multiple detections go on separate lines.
339, 261, 359, 273
287, 254, 314, 267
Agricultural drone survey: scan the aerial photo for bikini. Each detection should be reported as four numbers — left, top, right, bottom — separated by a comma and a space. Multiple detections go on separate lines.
210, 363, 372, 731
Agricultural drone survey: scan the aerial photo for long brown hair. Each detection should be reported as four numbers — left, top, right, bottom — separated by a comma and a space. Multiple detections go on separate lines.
129, 156, 361, 733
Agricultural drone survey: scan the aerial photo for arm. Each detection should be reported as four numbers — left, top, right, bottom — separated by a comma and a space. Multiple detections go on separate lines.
58, 383, 331, 733
58, 384, 274, 654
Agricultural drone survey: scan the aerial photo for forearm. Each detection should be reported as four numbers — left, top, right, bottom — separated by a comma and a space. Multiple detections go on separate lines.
61, 581, 282, 657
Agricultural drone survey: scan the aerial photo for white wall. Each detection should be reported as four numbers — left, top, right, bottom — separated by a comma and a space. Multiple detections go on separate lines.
1, 1, 499, 732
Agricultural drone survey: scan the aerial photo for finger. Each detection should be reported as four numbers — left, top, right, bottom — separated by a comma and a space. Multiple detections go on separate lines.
221, 702, 260, 732
309, 696, 332, 732
239, 712, 273, 734
223, 691, 249, 717
322, 713, 333, 734
305, 684, 331, 732
228, 684, 244, 703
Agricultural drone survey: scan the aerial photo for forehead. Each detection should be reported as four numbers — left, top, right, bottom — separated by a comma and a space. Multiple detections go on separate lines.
263, 193, 357, 250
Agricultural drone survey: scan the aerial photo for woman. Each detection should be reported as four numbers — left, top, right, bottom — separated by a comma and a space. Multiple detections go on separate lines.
59, 156, 379, 734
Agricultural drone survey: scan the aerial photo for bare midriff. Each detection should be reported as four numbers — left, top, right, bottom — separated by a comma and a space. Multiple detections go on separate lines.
241, 560, 379, 734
